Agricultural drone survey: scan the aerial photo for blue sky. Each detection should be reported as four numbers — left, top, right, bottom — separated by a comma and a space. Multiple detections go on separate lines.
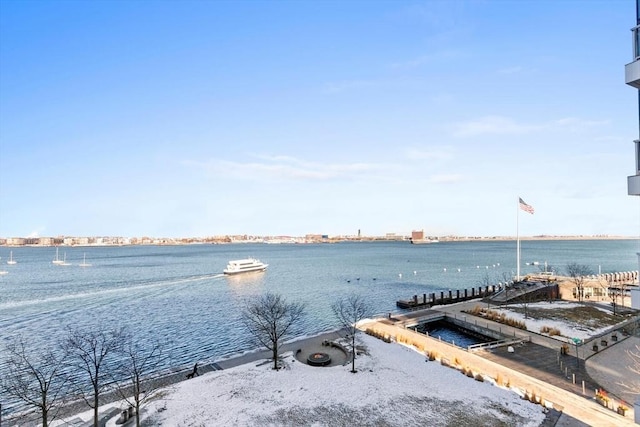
1, 0, 638, 238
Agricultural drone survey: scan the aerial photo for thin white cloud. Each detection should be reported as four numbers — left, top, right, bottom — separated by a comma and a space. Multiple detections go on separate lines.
323, 80, 378, 94
405, 146, 454, 161
429, 174, 464, 184
27, 228, 44, 238
451, 115, 610, 138
452, 116, 541, 137
553, 117, 611, 130
390, 49, 464, 69
185, 155, 395, 182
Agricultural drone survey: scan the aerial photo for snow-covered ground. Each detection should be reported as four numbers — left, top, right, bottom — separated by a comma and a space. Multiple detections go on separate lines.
71, 333, 548, 426
491, 301, 613, 341
53, 301, 627, 426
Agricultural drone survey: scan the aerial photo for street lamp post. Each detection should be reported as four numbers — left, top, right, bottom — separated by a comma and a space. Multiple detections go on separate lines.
572, 337, 582, 370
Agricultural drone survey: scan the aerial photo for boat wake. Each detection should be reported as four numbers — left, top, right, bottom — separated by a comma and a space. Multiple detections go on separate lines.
0, 273, 226, 310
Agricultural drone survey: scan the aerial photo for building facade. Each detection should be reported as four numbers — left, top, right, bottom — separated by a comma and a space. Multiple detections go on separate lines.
625, 1, 640, 313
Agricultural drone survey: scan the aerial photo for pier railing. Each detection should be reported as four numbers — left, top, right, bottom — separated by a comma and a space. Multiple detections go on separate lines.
467, 337, 529, 352
396, 284, 503, 309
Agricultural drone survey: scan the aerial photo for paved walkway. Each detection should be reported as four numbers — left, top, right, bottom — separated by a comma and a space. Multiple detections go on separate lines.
401, 299, 639, 425
35, 330, 346, 427
586, 335, 640, 407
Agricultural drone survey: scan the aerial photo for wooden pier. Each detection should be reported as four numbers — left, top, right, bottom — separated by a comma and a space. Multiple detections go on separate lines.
396, 285, 503, 309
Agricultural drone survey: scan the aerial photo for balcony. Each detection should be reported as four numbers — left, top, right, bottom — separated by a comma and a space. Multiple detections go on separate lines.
629, 174, 640, 196
625, 25, 640, 88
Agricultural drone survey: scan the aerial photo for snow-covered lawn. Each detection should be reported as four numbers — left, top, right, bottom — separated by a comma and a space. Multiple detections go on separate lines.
124, 334, 546, 426
492, 301, 614, 341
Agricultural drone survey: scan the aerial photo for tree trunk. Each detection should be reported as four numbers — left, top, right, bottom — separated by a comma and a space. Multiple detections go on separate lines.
42, 392, 48, 427
93, 382, 99, 427
135, 381, 141, 427
273, 341, 278, 370
351, 331, 356, 373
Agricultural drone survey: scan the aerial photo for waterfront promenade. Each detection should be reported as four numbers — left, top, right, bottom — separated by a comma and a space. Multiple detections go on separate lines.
373, 299, 639, 427
40, 307, 637, 427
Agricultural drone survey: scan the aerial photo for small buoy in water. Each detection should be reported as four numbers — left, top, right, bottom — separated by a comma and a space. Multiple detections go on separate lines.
485, 266, 489, 269
398, 273, 402, 278
497, 263, 500, 266
443, 268, 447, 272
477, 266, 480, 269
347, 280, 350, 283
414, 271, 417, 275
457, 268, 461, 272
373, 278, 377, 280
356, 278, 360, 281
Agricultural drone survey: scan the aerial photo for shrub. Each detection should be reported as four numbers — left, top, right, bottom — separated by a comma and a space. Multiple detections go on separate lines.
540, 326, 561, 336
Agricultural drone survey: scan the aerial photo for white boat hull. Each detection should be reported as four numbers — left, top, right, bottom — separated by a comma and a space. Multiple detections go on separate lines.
223, 258, 268, 275
223, 266, 268, 275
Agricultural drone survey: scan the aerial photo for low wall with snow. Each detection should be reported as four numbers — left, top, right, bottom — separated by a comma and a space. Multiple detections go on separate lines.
361, 319, 635, 427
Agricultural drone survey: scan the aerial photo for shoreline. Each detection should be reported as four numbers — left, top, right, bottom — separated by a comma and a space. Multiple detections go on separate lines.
1, 235, 638, 248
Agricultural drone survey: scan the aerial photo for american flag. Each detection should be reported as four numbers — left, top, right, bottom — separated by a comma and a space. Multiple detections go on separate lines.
519, 197, 534, 214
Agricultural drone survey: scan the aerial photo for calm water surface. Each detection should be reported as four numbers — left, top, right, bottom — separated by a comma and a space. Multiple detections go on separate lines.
0, 239, 638, 414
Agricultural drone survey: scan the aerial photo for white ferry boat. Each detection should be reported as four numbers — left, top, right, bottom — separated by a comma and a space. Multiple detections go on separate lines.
223, 258, 268, 275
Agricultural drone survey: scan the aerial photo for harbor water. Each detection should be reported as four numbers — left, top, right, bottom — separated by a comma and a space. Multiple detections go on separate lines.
0, 239, 638, 415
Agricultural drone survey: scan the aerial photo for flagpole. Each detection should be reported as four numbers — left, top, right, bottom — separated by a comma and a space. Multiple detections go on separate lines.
516, 197, 520, 282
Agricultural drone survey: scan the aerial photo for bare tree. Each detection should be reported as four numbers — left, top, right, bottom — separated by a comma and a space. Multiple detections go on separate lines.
477, 272, 494, 308
618, 280, 631, 309
332, 294, 372, 373
114, 338, 165, 427
497, 271, 514, 304
598, 276, 620, 315
1, 337, 68, 427
65, 326, 126, 427
241, 293, 306, 370
565, 263, 593, 302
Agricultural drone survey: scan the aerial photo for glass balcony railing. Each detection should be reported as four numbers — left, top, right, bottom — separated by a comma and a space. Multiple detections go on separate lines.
633, 25, 640, 60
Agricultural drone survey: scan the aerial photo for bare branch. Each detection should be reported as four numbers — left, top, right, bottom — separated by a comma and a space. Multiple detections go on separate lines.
64, 326, 127, 427
242, 293, 306, 370
1, 336, 68, 427
565, 263, 593, 302
332, 294, 372, 373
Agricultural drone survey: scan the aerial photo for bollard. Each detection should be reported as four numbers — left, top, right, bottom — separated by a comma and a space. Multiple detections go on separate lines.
582, 381, 585, 395
572, 373, 575, 384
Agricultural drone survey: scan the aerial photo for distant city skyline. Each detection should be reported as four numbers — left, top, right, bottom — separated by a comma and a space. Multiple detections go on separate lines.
1, 1, 639, 238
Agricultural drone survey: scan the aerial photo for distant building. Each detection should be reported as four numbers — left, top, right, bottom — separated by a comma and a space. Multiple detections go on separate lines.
39, 237, 53, 246
6, 237, 25, 246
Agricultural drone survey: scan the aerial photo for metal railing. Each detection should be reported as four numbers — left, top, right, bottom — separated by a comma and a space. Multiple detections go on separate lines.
632, 25, 640, 60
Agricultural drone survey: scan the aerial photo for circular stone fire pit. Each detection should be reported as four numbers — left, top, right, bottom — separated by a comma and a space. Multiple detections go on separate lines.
307, 352, 331, 367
